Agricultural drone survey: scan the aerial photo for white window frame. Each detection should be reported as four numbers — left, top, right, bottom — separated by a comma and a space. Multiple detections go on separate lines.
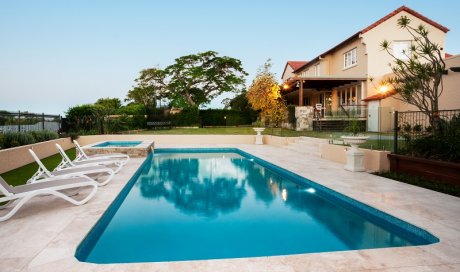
393, 41, 412, 60
343, 47, 357, 69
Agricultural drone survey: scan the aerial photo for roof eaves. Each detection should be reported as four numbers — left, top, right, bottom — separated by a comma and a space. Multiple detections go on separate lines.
293, 32, 360, 73
361, 6, 449, 34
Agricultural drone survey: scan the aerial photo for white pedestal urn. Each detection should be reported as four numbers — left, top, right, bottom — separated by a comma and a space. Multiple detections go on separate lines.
253, 128, 265, 145
340, 136, 369, 172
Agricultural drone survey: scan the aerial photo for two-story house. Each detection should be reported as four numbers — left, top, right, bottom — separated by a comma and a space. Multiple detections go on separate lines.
281, 6, 449, 132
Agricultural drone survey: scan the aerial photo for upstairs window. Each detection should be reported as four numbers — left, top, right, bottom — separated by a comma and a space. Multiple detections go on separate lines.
343, 48, 357, 69
393, 41, 412, 60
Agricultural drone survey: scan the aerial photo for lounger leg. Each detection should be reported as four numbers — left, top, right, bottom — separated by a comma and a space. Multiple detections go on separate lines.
0, 184, 97, 222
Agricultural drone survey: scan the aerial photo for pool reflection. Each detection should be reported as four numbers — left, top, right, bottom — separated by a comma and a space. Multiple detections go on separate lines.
137, 154, 247, 217
138, 153, 414, 248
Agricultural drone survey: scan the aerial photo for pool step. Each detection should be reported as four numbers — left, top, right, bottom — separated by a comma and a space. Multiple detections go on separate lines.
282, 137, 328, 157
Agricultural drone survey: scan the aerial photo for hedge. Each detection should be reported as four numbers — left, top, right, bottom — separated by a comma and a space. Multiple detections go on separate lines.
0, 131, 59, 149
199, 109, 254, 126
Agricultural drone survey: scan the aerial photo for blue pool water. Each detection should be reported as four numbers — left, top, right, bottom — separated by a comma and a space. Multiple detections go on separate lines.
76, 148, 438, 264
93, 141, 142, 147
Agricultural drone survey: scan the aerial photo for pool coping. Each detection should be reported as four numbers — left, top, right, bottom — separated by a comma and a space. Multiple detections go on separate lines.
83, 140, 154, 158
1, 143, 460, 271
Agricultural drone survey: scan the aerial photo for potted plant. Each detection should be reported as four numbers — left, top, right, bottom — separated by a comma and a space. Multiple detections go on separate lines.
341, 118, 369, 172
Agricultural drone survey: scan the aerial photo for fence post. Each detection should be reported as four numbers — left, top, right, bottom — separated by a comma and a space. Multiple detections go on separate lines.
18, 110, 21, 132
393, 111, 398, 153
42, 113, 45, 131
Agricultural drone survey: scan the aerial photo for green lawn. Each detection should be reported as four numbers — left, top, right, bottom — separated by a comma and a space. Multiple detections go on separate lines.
1, 148, 76, 187
139, 127, 393, 150
138, 127, 256, 135
139, 127, 341, 138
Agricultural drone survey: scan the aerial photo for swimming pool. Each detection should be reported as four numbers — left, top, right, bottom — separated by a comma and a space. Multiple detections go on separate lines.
93, 141, 142, 147
76, 148, 438, 264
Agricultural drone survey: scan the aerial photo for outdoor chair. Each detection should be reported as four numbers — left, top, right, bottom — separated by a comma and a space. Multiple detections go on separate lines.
55, 144, 124, 173
73, 140, 130, 165
0, 175, 97, 222
28, 149, 115, 186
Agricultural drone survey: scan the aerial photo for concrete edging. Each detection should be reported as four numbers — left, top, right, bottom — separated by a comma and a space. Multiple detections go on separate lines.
0, 138, 73, 174
0, 134, 390, 174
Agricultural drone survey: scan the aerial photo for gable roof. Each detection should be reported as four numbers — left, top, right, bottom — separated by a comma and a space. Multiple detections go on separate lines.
293, 6, 449, 73
281, 61, 308, 79
361, 6, 449, 34
287, 61, 308, 70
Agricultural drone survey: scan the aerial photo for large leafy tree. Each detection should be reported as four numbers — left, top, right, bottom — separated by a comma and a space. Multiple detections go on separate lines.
132, 67, 167, 106
135, 51, 247, 108
95, 97, 122, 114
246, 60, 287, 127
381, 16, 446, 134
126, 85, 160, 112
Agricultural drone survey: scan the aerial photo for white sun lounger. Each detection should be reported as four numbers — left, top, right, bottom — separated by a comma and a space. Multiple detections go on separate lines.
0, 176, 97, 222
28, 149, 115, 186
73, 140, 130, 165
54, 144, 124, 173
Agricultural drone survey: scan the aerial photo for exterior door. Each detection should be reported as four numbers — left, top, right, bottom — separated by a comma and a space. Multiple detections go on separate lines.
367, 100, 379, 132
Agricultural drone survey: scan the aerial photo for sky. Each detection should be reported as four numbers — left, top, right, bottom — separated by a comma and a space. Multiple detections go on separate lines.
0, 0, 459, 116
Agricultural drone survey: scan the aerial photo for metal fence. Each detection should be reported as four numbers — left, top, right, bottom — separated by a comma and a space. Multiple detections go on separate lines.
0, 110, 61, 133
393, 109, 460, 154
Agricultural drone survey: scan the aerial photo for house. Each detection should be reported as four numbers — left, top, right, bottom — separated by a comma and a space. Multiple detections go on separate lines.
281, 61, 308, 82
281, 6, 451, 132
441, 54, 460, 110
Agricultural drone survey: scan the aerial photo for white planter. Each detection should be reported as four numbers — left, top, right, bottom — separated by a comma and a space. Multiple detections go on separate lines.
340, 136, 369, 172
253, 128, 265, 145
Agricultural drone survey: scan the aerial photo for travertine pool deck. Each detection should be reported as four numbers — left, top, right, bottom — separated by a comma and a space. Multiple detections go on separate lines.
1, 144, 460, 272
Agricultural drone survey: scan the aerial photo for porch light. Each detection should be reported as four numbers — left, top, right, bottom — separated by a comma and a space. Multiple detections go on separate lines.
282, 83, 290, 90
296, 81, 300, 88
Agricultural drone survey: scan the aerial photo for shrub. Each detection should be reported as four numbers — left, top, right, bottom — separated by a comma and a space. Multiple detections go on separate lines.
66, 104, 98, 132
407, 114, 460, 162
129, 115, 147, 129
343, 119, 365, 136
199, 109, 253, 126
2, 132, 36, 148
31, 130, 59, 142
171, 107, 200, 126
105, 116, 129, 134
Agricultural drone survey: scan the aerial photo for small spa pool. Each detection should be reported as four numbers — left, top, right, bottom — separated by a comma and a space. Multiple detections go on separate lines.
76, 148, 438, 264
93, 141, 142, 148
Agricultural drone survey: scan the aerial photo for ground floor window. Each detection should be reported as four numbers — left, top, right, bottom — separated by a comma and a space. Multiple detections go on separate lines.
338, 85, 362, 116
339, 85, 360, 106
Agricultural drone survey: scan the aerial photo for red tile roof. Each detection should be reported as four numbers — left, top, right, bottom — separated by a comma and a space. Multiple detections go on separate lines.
362, 89, 397, 101
361, 6, 449, 34
287, 61, 308, 70
445, 53, 453, 59
293, 6, 449, 73
282, 61, 308, 79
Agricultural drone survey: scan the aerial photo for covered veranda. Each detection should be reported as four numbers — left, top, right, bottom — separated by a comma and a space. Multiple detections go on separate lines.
282, 76, 368, 118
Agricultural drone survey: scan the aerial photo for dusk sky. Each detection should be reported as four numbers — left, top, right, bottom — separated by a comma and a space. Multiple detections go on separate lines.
1, 0, 459, 115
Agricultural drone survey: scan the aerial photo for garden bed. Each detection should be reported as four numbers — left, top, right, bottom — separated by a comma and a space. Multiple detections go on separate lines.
388, 153, 460, 185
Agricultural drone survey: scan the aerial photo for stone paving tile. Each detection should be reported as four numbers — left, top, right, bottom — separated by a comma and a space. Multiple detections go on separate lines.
1, 143, 459, 272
